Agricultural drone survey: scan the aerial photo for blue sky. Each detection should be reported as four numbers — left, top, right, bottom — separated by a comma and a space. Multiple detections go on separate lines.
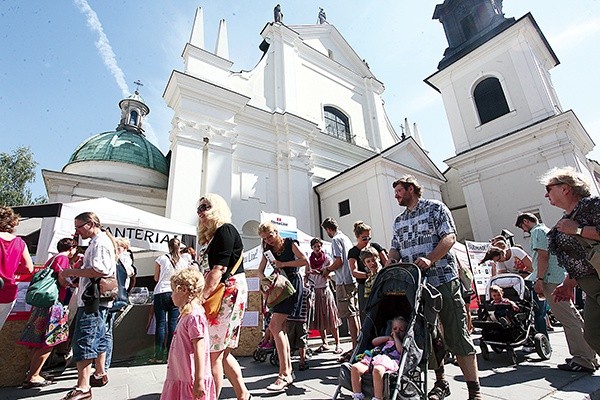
1, 1, 599, 200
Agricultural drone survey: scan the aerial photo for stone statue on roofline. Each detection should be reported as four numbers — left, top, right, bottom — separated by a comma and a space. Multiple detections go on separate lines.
274, 4, 283, 23
318, 7, 327, 24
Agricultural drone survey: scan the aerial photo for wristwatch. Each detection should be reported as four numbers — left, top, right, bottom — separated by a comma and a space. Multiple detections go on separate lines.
575, 225, 584, 236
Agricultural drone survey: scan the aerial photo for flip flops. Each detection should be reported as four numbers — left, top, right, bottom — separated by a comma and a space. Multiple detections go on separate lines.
337, 349, 353, 363
314, 344, 330, 353
333, 347, 343, 354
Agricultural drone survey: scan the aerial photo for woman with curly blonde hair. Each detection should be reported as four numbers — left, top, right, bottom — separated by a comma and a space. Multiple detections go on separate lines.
0, 206, 34, 331
196, 193, 250, 400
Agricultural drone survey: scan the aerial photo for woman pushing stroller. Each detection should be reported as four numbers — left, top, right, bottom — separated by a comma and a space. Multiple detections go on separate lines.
350, 316, 407, 400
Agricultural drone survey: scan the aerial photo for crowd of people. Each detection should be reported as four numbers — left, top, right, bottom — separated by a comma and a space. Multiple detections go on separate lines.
0, 164, 598, 400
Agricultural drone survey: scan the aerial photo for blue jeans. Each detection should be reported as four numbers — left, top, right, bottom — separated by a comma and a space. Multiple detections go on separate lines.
533, 292, 548, 337
103, 311, 114, 370
153, 292, 179, 359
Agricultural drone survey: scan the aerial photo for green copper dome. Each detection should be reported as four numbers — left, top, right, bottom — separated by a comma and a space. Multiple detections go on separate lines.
66, 130, 168, 176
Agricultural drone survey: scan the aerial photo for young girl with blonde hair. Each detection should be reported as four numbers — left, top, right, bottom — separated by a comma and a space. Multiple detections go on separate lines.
161, 268, 215, 400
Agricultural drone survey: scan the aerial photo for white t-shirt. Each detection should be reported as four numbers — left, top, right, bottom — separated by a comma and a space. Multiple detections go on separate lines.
496, 247, 530, 274
77, 231, 116, 308
154, 254, 190, 294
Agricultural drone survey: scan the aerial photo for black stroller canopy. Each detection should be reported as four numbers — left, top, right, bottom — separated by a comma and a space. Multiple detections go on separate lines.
365, 263, 419, 314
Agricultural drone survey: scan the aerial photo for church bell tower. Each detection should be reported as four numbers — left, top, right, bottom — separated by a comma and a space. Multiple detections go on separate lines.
425, 0, 596, 241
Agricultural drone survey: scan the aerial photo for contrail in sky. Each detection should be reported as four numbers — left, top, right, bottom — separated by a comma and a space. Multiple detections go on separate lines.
73, 0, 159, 144
73, 0, 129, 97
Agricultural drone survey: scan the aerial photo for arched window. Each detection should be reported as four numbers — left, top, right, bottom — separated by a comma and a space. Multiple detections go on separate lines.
324, 106, 351, 142
129, 110, 139, 126
474, 77, 510, 124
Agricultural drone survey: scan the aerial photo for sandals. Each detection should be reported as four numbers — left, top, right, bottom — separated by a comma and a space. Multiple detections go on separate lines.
266, 374, 293, 391
337, 349, 353, 363
333, 347, 343, 354
314, 344, 330, 353
427, 380, 450, 400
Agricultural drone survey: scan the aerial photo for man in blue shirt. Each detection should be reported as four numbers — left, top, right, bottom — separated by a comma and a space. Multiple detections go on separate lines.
517, 213, 598, 373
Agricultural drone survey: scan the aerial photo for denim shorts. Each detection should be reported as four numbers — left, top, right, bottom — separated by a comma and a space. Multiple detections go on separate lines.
72, 306, 109, 362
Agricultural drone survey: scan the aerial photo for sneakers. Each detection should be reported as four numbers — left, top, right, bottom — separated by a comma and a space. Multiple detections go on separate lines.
90, 373, 108, 387
258, 342, 274, 350
427, 380, 450, 400
558, 360, 596, 373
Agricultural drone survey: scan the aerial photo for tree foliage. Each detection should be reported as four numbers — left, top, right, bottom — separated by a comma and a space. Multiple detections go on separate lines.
0, 146, 38, 207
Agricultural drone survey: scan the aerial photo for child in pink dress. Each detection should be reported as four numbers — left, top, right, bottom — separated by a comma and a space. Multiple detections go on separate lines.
161, 268, 215, 400
350, 316, 407, 400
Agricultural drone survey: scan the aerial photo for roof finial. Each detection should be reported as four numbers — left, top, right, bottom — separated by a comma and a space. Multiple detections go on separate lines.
133, 80, 144, 94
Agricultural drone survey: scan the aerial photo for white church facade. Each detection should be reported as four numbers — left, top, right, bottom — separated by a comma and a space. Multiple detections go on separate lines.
41, 1, 598, 252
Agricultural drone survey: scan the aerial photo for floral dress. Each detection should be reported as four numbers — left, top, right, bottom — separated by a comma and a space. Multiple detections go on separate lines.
18, 254, 70, 348
203, 223, 248, 352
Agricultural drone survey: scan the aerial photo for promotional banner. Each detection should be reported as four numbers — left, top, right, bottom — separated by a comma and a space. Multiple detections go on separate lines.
465, 240, 493, 297
260, 211, 297, 240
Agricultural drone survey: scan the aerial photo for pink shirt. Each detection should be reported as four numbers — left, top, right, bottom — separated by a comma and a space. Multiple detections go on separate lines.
0, 236, 26, 303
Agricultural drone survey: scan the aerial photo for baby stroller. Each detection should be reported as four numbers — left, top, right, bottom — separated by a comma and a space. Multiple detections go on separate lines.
473, 273, 552, 364
333, 263, 443, 400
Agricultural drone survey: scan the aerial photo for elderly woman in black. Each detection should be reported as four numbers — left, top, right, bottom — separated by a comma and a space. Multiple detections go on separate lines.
197, 193, 251, 400
542, 166, 600, 369
258, 222, 308, 392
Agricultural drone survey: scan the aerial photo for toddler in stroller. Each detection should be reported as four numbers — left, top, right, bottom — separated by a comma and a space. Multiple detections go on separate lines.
350, 316, 408, 400
334, 263, 443, 400
474, 273, 552, 364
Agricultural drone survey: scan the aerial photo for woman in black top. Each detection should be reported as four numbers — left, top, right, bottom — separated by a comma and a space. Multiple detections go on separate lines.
258, 222, 308, 392
347, 221, 389, 320
197, 194, 251, 400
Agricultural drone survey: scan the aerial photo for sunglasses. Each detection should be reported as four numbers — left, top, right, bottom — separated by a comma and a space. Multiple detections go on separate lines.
361, 236, 371, 241
545, 182, 563, 193
197, 204, 211, 213
74, 222, 89, 230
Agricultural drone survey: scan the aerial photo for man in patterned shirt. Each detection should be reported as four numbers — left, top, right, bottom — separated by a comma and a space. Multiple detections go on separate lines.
388, 175, 480, 400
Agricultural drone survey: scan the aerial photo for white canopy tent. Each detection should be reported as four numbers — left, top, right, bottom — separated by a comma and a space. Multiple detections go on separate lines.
23, 198, 197, 263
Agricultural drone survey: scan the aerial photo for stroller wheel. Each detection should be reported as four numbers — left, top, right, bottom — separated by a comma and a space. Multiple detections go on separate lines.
270, 351, 279, 366
258, 350, 268, 362
480, 343, 490, 361
534, 333, 552, 360
253, 349, 260, 361
305, 348, 314, 359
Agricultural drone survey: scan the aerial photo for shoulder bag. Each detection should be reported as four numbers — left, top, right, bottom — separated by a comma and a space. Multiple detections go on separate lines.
261, 269, 296, 308
203, 253, 243, 319
97, 274, 119, 301
26, 257, 59, 308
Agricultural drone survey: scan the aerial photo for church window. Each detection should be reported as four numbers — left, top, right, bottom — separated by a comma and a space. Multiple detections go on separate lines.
474, 77, 510, 125
324, 106, 351, 142
129, 110, 139, 126
338, 199, 350, 217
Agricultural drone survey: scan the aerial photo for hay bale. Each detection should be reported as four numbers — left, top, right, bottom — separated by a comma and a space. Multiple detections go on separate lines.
0, 319, 29, 387
232, 269, 264, 357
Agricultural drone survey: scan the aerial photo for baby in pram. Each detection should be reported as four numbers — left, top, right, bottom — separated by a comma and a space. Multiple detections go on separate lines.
490, 284, 519, 326
350, 316, 408, 400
